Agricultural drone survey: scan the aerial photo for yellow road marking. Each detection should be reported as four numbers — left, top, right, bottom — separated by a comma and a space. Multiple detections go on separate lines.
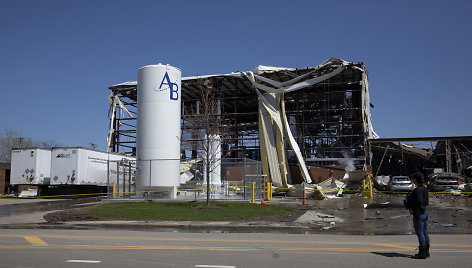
0, 234, 468, 249
23, 236, 48, 247
0, 234, 438, 247
0, 234, 469, 253
2, 233, 386, 245
0, 244, 471, 253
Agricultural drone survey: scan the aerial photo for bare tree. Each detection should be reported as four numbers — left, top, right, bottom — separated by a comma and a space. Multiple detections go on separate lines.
0, 130, 33, 163
183, 79, 227, 206
37, 139, 61, 149
0, 129, 60, 163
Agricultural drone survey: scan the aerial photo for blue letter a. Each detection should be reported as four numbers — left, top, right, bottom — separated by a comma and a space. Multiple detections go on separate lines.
159, 72, 171, 90
160, 72, 179, 100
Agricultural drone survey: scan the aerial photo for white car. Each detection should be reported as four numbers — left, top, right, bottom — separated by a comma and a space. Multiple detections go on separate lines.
428, 173, 466, 191
388, 176, 415, 192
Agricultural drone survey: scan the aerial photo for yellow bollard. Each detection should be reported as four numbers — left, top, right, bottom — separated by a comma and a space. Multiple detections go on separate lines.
368, 173, 373, 199
251, 182, 255, 203
268, 183, 272, 200
363, 173, 373, 198
113, 181, 116, 199
266, 181, 269, 201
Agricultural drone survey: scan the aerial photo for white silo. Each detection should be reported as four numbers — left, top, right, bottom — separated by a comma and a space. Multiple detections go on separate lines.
136, 64, 181, 196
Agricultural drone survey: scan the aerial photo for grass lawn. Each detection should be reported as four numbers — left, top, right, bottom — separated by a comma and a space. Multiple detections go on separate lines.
88, 201, 294, 221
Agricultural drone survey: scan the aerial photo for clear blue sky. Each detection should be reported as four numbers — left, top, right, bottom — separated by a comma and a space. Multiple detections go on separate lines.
1, 0, 471, 151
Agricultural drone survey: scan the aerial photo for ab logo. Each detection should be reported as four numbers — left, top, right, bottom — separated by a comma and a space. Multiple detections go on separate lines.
158, 71, 179, 101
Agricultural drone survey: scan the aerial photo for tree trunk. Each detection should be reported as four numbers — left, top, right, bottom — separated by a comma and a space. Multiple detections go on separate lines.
206, 137, 210, 206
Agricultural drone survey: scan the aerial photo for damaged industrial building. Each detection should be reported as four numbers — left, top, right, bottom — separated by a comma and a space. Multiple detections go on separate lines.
107, 58, 376, 188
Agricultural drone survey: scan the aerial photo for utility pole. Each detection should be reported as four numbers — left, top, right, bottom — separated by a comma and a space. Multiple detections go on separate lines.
446, 139, 452, 173
17, 137, 24, 148
89, 143, 97, 150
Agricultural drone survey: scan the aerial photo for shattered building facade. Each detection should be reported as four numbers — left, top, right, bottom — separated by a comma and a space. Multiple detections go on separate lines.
370, 137, 472, 180
107, 58, 377, 186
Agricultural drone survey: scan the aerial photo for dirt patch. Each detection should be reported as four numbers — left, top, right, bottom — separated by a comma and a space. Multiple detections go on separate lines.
44, 205, 101, 223
43, 202, 307, 223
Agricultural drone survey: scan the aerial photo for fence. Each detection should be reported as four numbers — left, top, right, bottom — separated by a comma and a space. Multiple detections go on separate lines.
220, 158, 264, 201
106, 159, 136, 198
106, 158, 264, 201
106, 159, 472, 202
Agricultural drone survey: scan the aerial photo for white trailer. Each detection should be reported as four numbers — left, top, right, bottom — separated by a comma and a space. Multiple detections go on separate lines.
50, 147, 135, 186
10, 148, 51, 185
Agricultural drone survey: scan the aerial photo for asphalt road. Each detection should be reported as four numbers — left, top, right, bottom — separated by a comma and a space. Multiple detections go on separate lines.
0, 229, 471, 268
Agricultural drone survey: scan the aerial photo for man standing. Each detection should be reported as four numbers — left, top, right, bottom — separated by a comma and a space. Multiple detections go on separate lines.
406, 171, 430, 259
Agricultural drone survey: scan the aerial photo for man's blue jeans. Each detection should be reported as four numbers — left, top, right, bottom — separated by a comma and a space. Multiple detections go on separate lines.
413, 210, 430, 246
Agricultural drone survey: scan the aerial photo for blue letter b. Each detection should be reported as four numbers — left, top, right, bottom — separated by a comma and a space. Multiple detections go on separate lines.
170, 84, 179, 100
